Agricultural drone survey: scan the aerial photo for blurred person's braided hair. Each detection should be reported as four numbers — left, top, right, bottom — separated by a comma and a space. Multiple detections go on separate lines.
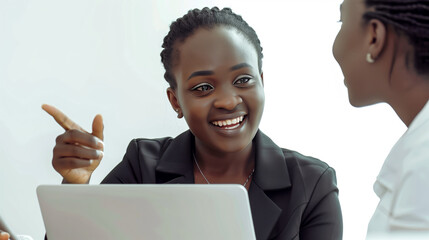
363, 0, 429, 75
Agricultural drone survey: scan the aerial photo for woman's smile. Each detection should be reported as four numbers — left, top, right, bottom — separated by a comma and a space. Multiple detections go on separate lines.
211, 115, 245, 128
210, 114, 247, 135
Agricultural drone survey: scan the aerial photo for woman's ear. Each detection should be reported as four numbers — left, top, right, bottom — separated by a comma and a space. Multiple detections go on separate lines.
166, 87, 183, 118
367, 19, 387, 61
260, 72, 264, 86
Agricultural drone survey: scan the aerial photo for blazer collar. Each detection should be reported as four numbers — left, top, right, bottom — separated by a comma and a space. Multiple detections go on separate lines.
155, 130, 291, 189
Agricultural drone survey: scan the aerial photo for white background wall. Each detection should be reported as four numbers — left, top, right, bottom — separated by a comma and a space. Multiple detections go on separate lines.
0, 0, 406, 239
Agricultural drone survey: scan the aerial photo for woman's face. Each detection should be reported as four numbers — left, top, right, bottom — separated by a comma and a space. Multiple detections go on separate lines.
169, 26, 264, 154
333, 0, 384, 107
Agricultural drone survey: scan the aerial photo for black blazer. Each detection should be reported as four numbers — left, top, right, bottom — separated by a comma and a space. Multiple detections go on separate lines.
102, 130, 343, 240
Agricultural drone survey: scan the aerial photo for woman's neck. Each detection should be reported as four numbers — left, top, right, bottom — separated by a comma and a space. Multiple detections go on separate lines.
388, 77, 429, 127
193, 139, 254, 177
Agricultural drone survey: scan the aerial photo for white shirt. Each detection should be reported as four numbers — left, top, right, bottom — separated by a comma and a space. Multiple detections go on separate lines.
367, 100, 429, 238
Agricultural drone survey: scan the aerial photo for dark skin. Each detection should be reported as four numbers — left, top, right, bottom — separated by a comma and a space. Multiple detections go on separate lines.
42, 26, 265, 190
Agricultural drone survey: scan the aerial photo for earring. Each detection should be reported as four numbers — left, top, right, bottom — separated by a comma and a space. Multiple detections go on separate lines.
175, 109, 183, 118
366, 53, 375, 63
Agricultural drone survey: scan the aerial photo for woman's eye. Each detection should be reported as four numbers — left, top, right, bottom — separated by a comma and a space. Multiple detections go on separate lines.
234, 76, 253, 86
191, 83, 213, 92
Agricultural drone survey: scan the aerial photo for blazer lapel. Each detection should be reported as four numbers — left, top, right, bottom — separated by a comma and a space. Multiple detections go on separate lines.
253, 130, 291, 190
248, 182, 282, 240
155, 130, 195, 184
249, 131, 292, 240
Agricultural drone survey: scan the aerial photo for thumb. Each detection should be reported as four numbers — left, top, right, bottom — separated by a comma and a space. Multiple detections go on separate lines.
92, 114, 104, 141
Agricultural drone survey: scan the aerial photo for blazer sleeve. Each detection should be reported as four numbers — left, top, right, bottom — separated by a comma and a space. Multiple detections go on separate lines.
300, 167, 343, 240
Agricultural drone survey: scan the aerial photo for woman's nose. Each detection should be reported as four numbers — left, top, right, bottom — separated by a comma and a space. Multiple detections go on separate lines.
213, 88, 243, 110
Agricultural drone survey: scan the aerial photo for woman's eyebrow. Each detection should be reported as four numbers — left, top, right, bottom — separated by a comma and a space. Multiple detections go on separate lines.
187, 63, 253, 80
230, 63, 252, 71
187, 70, 214, 80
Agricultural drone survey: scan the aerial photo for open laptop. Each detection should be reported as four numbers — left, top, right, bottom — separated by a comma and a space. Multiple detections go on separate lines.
37, 184, 256, 240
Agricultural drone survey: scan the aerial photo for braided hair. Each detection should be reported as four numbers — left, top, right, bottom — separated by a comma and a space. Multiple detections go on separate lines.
362, 0, 429, 76
160, 7, 263, 89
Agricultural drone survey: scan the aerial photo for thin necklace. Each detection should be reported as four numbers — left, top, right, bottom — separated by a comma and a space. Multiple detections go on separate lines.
193, 153, 255, 187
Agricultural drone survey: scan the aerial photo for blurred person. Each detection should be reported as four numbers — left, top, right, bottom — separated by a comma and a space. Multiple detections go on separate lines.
333, 0, 429, 237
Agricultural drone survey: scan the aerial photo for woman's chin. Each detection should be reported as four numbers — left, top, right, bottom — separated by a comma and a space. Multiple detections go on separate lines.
348, 95, 381, 108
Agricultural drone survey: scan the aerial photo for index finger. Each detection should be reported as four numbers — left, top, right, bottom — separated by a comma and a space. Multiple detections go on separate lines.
42, 104, 86, 132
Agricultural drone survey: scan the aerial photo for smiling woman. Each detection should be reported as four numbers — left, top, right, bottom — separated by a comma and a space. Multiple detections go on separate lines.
37, 7, 342, 240
166, 26, 265, 161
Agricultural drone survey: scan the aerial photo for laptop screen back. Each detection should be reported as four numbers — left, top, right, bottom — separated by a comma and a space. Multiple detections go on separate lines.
37, 184, 256, 240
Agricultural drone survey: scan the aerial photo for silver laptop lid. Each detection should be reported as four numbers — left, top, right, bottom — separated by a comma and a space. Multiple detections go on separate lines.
37, 184, 256, 240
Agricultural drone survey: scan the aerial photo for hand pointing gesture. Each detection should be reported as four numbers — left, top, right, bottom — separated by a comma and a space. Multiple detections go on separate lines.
42, 104, 104, 184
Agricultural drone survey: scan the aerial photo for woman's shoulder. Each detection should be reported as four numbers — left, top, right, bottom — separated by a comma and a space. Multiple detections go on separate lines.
128, 130, 191, 154
132, 136, 174, 149
282, 148, 337, 189
255, 130, 334, 177
123, 137, 172, 159
281, 148, 337, 192
255, 131, 337, 195
282, 148, 332, 174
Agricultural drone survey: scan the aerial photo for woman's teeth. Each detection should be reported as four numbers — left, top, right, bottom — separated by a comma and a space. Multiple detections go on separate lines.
211, 116, 244, 127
